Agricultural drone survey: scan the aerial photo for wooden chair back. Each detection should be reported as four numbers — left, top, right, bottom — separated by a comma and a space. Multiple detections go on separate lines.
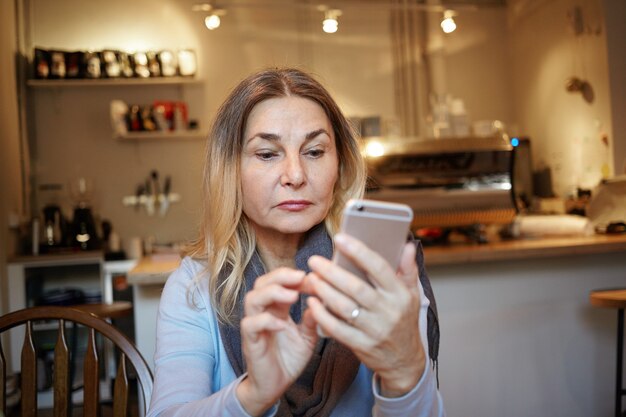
0, 306, 153, 417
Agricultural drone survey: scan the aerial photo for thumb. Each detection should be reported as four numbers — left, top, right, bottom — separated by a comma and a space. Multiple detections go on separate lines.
300, 304, 320, 343
397, 242, 419, 289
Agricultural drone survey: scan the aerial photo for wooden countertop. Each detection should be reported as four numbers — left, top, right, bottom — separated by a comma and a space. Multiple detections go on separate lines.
127, 254, 181, 286
9, 250, 103, 267
589, 289, 626, 309
423, 233, 626, 266
127, 233, 626, 286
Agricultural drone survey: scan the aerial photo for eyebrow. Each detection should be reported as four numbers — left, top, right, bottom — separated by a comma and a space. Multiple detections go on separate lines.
246, 128, 331, 144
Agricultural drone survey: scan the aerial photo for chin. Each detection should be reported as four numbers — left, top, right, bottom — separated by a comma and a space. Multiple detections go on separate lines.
276, 222, 319, 235
275, 214, 325, 235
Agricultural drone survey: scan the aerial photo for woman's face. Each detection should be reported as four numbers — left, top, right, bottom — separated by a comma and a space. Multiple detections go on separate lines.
241, 95, 339, 242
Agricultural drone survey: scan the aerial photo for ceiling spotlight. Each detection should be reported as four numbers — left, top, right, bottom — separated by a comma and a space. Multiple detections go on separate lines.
322, 9, 342, 34
205, 14, 221, 30
441, 10, 457, 34
193, 3, 226, 30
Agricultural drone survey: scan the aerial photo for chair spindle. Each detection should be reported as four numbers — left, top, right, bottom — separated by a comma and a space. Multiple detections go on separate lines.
21, 321, 37, 417
113, 353, 129, 417
1, 336, 6, 414
83, 327, 99, 417
54, 319, 70, 417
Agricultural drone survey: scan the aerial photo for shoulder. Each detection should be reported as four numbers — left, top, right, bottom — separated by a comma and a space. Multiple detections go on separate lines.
171, 256, 207, 280
160, 256, 211, 313
164, 256, 208, 289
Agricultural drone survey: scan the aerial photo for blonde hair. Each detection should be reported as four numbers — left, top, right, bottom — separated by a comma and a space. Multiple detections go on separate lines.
186, 67, 366, 325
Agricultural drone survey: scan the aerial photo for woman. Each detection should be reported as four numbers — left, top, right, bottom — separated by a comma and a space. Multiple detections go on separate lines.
147, 67, 445, 417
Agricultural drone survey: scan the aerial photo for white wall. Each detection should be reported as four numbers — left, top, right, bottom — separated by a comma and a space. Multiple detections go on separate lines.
426, 7, 515, 129
408, 0, 621, 199
509, 0, 613, 197
603, 0, 626, 175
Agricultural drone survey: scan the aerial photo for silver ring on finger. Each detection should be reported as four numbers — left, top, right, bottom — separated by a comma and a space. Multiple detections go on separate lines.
348, 305, 361, 325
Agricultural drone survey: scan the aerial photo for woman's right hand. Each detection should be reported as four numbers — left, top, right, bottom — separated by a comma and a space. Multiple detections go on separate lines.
236, 267, 319, 416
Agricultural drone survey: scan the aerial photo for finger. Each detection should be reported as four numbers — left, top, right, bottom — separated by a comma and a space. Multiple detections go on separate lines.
307, 271, 366, 324
333, 233, 398, 291
299, 272, 319, 296
397, 242, 419, 289
300, 308, 320, 344
308, 272, 403, 342
240, 312, 288, 343
254, 268, 306, 290
244, 284, 299, 317
306, 297, 370, 348
307, 255, 377, 310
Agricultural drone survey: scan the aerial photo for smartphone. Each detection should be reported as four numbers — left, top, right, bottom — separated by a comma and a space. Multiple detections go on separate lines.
333, 199, 414, 283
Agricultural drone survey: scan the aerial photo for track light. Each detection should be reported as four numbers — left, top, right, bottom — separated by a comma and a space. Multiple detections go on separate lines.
205, 14, 221, 30
191, 3, 463, 35
441, 10, 457, 34
193, 3, 226, 30
322, 9, 342, 34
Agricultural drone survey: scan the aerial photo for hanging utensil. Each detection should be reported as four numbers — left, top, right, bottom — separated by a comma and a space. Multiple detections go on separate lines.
160, 176, 172, 217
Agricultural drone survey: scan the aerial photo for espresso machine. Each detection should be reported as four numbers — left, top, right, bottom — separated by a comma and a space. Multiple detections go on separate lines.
364, 136, 525, 243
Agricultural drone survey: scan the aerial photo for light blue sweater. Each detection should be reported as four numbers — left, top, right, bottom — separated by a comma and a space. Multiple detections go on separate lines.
147, 257, 445, 417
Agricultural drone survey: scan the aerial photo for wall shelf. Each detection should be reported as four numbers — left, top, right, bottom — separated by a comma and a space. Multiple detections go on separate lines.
114, 130, 206, 141
27, 77, 201, 88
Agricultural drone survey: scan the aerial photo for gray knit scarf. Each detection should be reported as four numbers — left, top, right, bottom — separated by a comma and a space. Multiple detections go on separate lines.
217, 223, 439, 417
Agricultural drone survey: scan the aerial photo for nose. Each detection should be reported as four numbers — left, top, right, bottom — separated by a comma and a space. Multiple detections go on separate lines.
281, 154, 305, 188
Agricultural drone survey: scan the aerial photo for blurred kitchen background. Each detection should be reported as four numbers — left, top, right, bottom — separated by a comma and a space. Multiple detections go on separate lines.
2, 0, 624, 251
2, 0, 626, 416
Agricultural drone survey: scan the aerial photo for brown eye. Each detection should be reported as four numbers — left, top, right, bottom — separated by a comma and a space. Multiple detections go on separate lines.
256, 151, 277, 161
305, 148, 324, 158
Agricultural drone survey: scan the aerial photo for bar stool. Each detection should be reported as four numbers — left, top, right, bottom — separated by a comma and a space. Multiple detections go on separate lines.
590, 289, 626, 417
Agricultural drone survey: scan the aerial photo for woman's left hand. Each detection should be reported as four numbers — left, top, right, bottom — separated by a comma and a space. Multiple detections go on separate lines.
237, 268, 319, 415
305, 233, 426, 398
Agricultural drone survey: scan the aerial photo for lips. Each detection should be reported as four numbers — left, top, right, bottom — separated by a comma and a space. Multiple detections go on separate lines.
277, 200, 312, 211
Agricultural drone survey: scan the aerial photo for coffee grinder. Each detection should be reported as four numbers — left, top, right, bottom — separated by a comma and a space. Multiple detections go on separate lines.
36, 183, 70, 253
42, 204, 68, 248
